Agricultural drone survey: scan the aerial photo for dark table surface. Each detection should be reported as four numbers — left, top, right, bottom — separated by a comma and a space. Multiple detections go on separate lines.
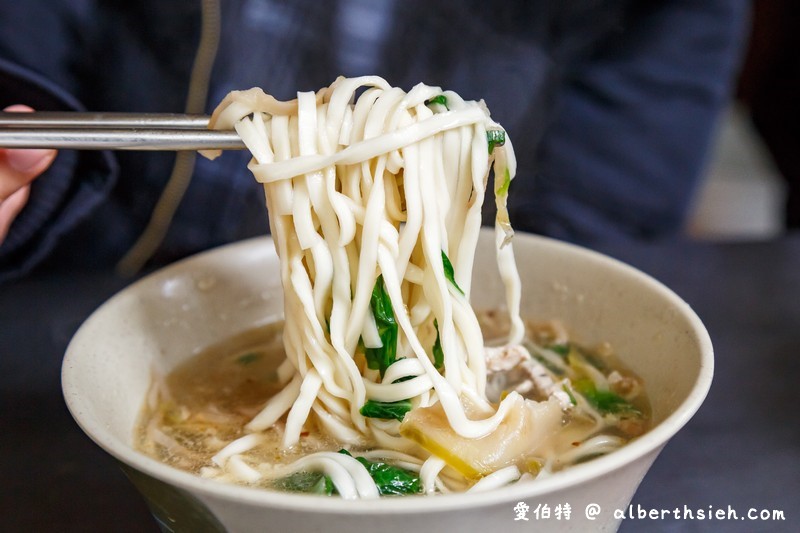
1, 237, 798, 532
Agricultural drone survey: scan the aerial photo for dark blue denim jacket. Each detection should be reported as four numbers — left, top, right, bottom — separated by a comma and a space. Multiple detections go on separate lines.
0, 0, 748, 281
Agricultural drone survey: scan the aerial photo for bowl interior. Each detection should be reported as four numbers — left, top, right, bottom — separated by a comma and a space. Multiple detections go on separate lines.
63, 230, 712, 513
495, 233, 710, 426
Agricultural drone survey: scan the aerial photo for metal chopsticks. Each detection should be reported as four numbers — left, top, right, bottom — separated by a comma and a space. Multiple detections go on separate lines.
0, 112, 246, 151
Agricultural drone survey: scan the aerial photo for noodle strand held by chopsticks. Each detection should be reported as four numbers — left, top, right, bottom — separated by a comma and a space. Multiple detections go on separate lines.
206, 75, 522, 450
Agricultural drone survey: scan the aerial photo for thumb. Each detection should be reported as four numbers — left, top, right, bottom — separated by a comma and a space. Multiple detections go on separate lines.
6, 147, 56, 173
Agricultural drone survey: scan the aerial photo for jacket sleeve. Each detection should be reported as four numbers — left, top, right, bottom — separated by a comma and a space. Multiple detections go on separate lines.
0, 5, 118, 281
511, 0, 750, 243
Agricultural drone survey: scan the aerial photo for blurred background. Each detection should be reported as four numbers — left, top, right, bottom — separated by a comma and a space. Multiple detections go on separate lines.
688, 0, 798, 240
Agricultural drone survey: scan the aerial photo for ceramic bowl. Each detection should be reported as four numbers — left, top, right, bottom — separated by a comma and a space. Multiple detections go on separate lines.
63, 230, 713, 532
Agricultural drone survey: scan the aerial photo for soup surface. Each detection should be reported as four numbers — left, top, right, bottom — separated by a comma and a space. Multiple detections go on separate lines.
136, 318, 650, 495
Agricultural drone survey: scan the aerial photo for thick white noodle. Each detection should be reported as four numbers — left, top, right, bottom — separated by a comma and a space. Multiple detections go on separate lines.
555, 435, 626, 466
420, 456, 447, 495
466, 465, 521, 492
260, 452, 379, 499
227, 455, 262, 483
245, 373, 302, 432
211, 433, 265, 467
208, 76, 524, 492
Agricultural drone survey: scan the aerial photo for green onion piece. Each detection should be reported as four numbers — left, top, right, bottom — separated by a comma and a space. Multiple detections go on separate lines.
360, 399, 413, 422
424, 94, 449, 110
441, 251, 464, 295
573, 379, 641, 416
487, 130, 506, 154
432, 319, 444, 370
364, 275, 398, 378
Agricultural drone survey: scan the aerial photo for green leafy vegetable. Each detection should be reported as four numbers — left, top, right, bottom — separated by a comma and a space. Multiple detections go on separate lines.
365, 275, 398, 378
236, 352, 260, 366
360, 399, 413, 422
573, 379, 641, 416
272, 471, 335, 495
496, 168, 511, 196
357, 458, 421, 496
432, 319, 444, 370
339, 450, 422, 496
424, 94, 449, 110
546, 344, 570, 358
441, 251, 464, 295
487, 129, 506, 154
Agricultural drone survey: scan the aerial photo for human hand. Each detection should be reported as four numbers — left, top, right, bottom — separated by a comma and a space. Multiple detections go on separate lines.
0, 105, 57, 244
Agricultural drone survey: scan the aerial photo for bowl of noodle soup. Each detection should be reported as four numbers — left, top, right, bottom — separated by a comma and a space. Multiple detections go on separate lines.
63, 77, 712, 532
62, 230, 711, 532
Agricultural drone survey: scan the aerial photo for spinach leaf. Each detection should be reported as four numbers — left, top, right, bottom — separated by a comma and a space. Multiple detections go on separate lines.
424, 94, 449, 110
339, 450, 421, 496
432, 319, 444, 370
365, 275, 398, 378
441, 251, 464, 295
359, 399, 412, 422
487, 129, 506, 154
357, 457, 421, 496
573, 379, 641, 417
272, 471, 335, 495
